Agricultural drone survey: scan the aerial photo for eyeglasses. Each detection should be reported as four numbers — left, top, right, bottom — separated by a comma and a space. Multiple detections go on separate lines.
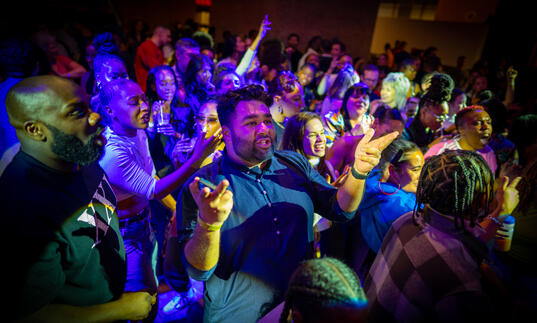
429, 110, 448, 122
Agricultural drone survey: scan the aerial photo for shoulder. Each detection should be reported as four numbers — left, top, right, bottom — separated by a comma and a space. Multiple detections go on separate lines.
275, 150, 310, 167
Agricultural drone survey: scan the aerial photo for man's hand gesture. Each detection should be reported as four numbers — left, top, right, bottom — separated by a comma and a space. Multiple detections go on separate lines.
353, 128, 399, 174
189, 178, 233, 227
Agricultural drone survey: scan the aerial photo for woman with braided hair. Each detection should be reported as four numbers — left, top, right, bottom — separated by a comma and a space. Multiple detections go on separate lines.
278, 257, 368, 323
365, 150, 521, 322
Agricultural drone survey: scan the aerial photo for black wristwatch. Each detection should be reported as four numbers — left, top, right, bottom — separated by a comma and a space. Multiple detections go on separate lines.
351, 165, 370, 180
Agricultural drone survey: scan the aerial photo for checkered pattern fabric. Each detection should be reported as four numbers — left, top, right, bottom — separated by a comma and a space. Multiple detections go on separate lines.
364, 212, 495, 322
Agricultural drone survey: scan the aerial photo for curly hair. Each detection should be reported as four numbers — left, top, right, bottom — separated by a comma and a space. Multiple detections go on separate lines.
418, 72, 454, 112
414, 150, 494, 230
279, 257, 367, 323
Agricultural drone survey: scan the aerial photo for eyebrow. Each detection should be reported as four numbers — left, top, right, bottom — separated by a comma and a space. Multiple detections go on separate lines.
242, 113, 272, 121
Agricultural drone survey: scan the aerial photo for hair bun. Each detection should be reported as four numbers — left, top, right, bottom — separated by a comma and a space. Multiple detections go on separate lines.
93, 32, 119, 55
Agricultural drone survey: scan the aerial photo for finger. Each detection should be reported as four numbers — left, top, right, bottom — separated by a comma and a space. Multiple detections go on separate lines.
361, 146, 381, 157
211, 179, 230, 200
189, 178, 211, 199
356, 155, 380, 165
374, 131, 399, 151
359, 128, 375, 147
500, 176, 509, 192
151, 293, 157, 305
189, 177, 201, 197
508, 176, 522, 189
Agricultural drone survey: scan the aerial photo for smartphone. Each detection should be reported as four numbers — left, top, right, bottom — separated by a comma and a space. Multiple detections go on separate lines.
198, 177, 217, 191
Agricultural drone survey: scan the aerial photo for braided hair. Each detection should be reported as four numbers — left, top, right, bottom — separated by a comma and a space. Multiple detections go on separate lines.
279, 257, 367, 323
413, 150, 494, 230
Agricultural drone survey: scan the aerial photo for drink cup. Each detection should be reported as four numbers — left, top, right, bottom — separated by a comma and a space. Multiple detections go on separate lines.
155, 101, 170, 126
494, 215, 515, 252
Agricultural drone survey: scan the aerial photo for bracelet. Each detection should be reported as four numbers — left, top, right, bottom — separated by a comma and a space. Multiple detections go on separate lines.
350, 165, 370, 180
197, 216, 223, 232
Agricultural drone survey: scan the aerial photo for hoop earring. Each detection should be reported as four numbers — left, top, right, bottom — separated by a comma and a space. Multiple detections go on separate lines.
378, 180, 400, 195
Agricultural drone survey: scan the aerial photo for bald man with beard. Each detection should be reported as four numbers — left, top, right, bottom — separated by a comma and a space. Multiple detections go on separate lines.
0, 75, 155, 322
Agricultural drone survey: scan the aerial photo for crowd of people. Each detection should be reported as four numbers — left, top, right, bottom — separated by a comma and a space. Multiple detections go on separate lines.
1, 12, 536, 323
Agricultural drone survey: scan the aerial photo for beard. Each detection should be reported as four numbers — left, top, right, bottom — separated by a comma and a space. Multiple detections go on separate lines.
46, 123, 104, 165
230, 130, 275, 166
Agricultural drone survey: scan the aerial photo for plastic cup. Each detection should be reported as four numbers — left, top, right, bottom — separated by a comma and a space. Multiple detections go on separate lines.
494, 215, 515, 252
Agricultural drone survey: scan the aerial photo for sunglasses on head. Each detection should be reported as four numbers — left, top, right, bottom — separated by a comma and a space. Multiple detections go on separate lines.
279, 71, 298, 93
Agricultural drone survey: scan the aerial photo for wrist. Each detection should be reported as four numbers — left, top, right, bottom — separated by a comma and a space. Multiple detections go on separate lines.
350, 164, 370, 180
197, 215, 223, 232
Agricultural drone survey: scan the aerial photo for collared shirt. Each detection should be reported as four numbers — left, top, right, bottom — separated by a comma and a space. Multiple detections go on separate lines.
176, 150, 355, 323
365, 211, 494, 322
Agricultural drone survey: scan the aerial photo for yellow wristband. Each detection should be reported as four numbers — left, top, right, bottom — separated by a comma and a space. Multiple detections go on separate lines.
197, 216, 223, 232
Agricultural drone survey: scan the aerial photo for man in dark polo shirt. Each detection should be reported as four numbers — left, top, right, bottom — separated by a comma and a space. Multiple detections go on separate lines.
173, 85, 398, 322
0, 76, 155, 321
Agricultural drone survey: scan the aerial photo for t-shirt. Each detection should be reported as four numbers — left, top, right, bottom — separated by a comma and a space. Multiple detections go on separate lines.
424, 137, 497, 173
0, 151, 126, 320
134, 40, 164, 92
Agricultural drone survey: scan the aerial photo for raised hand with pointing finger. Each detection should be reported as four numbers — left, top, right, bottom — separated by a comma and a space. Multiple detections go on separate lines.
353, 128, 399, 175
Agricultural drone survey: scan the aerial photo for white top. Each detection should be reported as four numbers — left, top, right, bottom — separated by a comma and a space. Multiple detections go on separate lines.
99, 127, 156, 202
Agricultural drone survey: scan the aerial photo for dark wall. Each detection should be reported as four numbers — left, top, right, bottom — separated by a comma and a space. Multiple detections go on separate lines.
210, 0, 380, 60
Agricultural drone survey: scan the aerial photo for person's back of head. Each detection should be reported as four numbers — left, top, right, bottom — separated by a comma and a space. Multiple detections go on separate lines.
260, 38, 285, 71
279, 257, 368, 323
418, 72, 454, 114
0, 38, 37, 78
415, 150, 494, 229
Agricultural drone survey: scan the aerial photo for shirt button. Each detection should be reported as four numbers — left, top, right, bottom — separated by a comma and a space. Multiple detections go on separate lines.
257, 178, 261, 182
262, 190, 267, 195
276, 230, 280, 235
268, 202, 272, 207
273, 217, 278, 221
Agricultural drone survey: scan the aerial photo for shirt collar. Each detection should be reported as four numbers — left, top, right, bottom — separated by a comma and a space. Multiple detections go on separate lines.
222, 150, 288, 177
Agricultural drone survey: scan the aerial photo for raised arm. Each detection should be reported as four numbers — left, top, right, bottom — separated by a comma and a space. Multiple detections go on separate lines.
336, 129, 398, 212
235, 15, 272, 77
502, 66, 517, 108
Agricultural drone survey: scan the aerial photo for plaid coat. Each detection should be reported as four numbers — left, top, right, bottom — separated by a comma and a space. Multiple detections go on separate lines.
364, 211, 496, 322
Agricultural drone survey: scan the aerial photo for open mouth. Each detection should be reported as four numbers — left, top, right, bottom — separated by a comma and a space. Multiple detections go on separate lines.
140, 113, 150, 124
256, 138, 272, 149
479, 132, 491, 144
314, 143, 325, 152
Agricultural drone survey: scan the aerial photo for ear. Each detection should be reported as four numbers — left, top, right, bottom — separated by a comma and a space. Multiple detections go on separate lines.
24, 121, 47, 142
387, 163, 399, 181
221, 125, 231, 142
273, 95, 282, 103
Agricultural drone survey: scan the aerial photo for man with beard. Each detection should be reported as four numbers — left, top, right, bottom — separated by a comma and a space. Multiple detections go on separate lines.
0, 76, 155, 321
173, 85, 398, 322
